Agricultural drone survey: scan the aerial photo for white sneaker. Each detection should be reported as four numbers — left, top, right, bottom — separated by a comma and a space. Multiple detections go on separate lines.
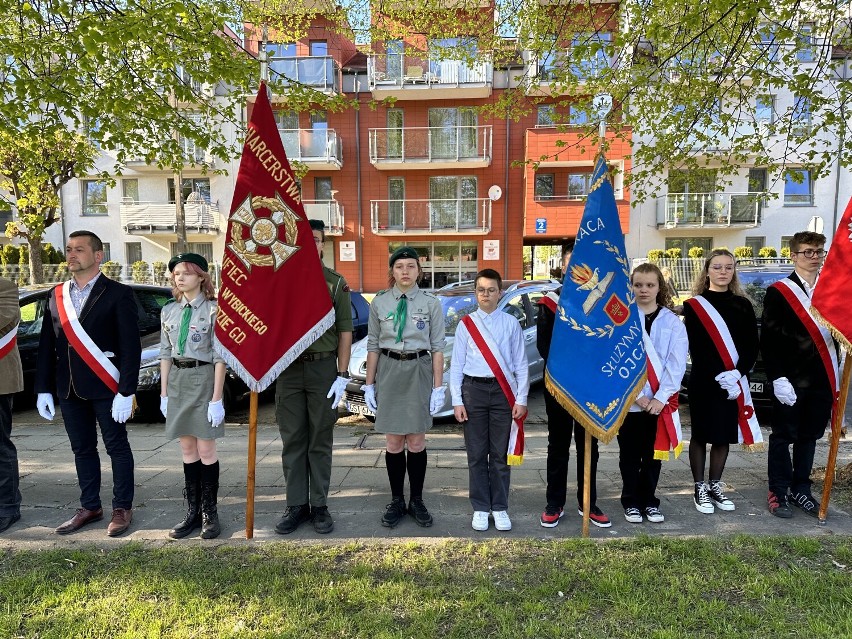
624, 507, 643, 523
644, 507, 665, 523
709, 481, 736, 511
472, 510, 489, 531
492, 510, 512, 531
694, 483, 715, 514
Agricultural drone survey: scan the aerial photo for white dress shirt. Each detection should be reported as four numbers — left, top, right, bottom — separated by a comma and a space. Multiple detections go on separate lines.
450, 307, 529, 406
631, 306, 688, 411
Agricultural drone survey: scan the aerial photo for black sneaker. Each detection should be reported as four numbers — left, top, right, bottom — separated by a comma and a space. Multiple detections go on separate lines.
381, 497, 407, 528
275, 504, 311, 534
408, 497, 434, 527
311, 506, 334, 534
767, 490, 793, 519
790, 491, 820, 517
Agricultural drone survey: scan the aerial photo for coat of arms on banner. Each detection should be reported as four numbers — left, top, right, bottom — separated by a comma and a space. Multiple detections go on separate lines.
228, 194, 301, 271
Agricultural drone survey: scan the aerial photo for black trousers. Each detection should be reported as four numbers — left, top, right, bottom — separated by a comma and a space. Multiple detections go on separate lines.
617, 411, 661, 510
0, 394, 20, 517
544, 388, 598, 510
768, 389, 832, 496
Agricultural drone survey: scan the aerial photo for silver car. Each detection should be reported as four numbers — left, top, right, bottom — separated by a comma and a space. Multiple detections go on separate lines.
341, 280, 559, 420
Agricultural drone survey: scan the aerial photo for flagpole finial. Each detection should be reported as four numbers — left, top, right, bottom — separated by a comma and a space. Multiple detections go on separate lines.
593, 93, 613, 150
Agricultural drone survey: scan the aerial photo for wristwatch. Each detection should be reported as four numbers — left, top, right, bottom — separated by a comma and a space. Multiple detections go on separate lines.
338, 371, 351, 378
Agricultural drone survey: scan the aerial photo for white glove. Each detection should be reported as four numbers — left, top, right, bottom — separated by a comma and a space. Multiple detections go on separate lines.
773, 377, 798, 406
111, 393, 134, 424
37, 393, 55, 421
715, 370, 742, 388
429, 386, 446, 416
361, 384, 377, 412
326, 376, 349, 409
160, 396, 168, 418
207, 399, 225, 428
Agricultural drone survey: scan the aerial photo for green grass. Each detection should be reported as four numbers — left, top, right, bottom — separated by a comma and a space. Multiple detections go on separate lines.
2, 537, 852, 638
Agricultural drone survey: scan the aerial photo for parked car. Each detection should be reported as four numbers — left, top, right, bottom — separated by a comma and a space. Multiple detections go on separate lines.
135, 290, 371, 419
340, 280, 560, 420
15, 282, 173, 408
680, 263, 795, 423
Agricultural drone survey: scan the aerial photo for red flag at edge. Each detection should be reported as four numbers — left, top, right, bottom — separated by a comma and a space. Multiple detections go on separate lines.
213, 82, 334, 391
812, 195, 852, 353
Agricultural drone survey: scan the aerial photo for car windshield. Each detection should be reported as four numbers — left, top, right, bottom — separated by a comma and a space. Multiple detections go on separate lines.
439, 292, 479, 336
738, 269, 792, 318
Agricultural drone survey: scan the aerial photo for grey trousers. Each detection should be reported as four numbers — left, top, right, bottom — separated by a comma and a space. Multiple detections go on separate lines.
461, 377, 512, 512
0, 394, 20, 516
275, 356, 337, 508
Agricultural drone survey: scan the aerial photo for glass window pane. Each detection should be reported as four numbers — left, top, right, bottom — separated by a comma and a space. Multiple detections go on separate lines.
568, 174, 589, 198
535, 174, 554, 199
755, 96, 774, 124
309, 41, 327, 56
82, 180, 108, 216
122, 179, 139, 202
784, 169, 813, 204
537, 105, 555, 126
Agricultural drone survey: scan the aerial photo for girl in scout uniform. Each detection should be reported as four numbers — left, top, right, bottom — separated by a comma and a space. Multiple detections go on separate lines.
683, 249, 759, 515
159, 253, 227, 539
361, 246, 446, 528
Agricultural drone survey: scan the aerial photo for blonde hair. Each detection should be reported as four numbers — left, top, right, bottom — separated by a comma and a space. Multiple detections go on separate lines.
631, 263, 674, 309
170, 261, 215, 301
690, 249, 748, 298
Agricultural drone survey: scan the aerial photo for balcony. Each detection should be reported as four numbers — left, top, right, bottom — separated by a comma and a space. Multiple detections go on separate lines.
120, 199, 222, 234
268, 56, 341, 95
369, 126, 492, 170
302, 200, 344, 236
370, 198, 492, 235
367, 53, 493, 100
279, 128, 342, 170
656, 192, 765, 229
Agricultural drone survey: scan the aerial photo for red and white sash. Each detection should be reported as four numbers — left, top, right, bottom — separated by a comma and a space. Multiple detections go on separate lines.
0, 322, 18, 359
684, 296, 763, 449
461, 314, 526, 465
55, 283, 120, 393
538, 290, 559, 314
770, 279, 840, 431
643, 331, 683, 461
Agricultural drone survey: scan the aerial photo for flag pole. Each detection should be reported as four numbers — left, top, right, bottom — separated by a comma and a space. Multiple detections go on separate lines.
245, 391, 259, 538
818, 354, 851, 524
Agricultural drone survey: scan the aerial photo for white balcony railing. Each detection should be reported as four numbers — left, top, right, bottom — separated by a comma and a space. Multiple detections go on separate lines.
656, 192, 765, 228
120, 199, 222, 233
268, 56, 341, 93
302, 200, 344, 235
278, 128, 342, 166
367, 54, 493, 89
370, 198, 492, 234
369, 126, 492, 165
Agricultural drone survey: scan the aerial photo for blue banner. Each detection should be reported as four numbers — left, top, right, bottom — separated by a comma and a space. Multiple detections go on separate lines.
544, 153, 646, 444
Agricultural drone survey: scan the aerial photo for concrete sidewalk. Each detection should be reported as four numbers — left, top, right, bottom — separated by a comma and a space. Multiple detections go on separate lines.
4, 386, 852, 548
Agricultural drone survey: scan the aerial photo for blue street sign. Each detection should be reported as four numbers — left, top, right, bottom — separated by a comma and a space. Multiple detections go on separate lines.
535, 218, 547, 234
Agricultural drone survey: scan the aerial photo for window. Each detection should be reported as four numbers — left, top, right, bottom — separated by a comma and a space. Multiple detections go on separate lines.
315, 177, 332, 201
125, 242, 142, 265
791, 95, 811, 135
745, 236, 765, 256
796, 23, 816, 62
309, 41, 327, 57
102, 242, 111, 262
276, 110, 300, 158
539, 35, 559, 81
665, 237, 712, 255
571, 32, 611, 80
568, 174, 592, 199
179, 112, 206, 163
386, 40, 403, 80
122, 179, 139, 203
429, 176, 477, 228
387, 109, 404, 159
534, 174, 555, 200
781, 235, 793, 253
569, 105, 589, 125
428, 107, 478, 159
387, 241, 478, 289
170, 242, 213, 263
537, 105, 555, 127
388, 177, 405, 228
755, 95, 775, 125
503, 294, 528, 328
783, 168, 814, 205
83, 115, 101, 149
268, 42, 296, 58
81, 180, 108, 216
168, 178, 210, 204
175, 64, 201, 91
759, 25, 779, 63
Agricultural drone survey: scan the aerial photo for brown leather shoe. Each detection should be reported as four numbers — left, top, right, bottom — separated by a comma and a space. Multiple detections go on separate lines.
55, 507, 104, 535
107, 508, 133, 537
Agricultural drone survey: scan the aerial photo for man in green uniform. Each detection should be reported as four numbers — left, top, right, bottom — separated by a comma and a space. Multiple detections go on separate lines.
274, 219, 353, 535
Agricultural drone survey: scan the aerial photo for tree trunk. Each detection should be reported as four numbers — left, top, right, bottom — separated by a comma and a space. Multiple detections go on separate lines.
28, 236, 44, 285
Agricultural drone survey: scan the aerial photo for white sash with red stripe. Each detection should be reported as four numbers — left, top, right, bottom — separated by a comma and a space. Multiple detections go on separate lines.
643, 331, 682, 460
55, 282, 120, 393
685, 296, 763, 448
0, 321, 18, 359
770, 278, 840, 432
539, 290, 559, 314
461, 314, 526, 465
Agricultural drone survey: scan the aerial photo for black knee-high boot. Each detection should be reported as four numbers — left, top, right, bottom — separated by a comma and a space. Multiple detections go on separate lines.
200, 461, 221, 539
170, 460, 203, 539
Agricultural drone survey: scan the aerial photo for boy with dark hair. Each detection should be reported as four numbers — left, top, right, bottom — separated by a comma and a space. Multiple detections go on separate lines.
762, 230, 838, 518
450, 269, 528, 531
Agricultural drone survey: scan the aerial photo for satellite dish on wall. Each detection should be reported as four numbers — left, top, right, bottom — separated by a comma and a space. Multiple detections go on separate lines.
488, 185, 503, 201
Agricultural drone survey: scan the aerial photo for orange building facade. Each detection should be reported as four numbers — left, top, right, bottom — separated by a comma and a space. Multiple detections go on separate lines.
245, 2, 630, 292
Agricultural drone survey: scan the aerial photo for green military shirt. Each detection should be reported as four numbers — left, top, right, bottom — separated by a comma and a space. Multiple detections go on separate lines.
367, 284, 446, 353
306, 266, 353, 354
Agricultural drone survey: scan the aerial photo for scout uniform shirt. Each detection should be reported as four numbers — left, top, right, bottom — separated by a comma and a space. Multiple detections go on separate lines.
306, 266, 353, 355
367, 284, 446, 354
159, 293, 225, 364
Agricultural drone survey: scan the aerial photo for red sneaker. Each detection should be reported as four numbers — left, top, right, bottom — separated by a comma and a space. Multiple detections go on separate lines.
578, 505, 612, 528
540, 506, 564, 528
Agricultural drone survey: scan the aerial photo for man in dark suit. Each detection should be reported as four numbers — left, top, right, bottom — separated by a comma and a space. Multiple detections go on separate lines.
35, 230, 141, 536
0, 276, 24, 534
761, 231, 837, 518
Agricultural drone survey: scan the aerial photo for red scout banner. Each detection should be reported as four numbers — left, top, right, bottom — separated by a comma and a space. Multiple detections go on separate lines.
214, 82, 334, 392
812, 196, 852, 353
